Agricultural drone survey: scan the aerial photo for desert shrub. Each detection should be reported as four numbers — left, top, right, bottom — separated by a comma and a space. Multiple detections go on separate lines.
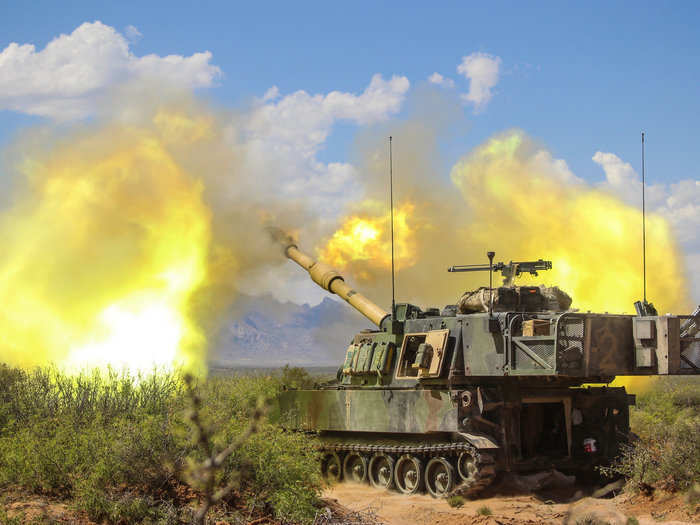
73, 478, 171, 524
235, 424, 321, 522
0, 366, 182, 430
191, 373, 322, 522
0, 364, 322, 524
0, 365, 24, 430
446, 495, 465, 508
630, 378, 700, 438
0, 506, 24, 525
476, 505, 493, 516
0, 369, 184, 496
686, 483, 700, 514
279, 365, 317, 390
602, 377, 700, 492
575, 517, 610, 525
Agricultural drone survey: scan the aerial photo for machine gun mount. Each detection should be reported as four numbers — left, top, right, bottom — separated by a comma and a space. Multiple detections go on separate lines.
448, 258, 553, 286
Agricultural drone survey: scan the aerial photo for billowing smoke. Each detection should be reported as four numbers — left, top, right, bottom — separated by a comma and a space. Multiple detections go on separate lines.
0, 95, 304, 372
316, 120, 691, 317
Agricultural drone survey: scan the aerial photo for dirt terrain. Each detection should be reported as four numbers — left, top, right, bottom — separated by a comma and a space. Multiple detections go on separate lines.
325, 481, 699, 525
3, 483, 698, 524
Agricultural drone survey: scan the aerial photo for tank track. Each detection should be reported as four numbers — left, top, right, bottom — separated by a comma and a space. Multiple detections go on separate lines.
451, 449, 496, 499
318, 441, 497, 498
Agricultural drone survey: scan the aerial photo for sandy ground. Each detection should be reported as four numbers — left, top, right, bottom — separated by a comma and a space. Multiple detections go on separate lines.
325, 482, 700, 525
3, 484, 698, 524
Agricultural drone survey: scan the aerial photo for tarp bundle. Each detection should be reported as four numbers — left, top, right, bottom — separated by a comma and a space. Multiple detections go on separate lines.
458, 286, 572, 314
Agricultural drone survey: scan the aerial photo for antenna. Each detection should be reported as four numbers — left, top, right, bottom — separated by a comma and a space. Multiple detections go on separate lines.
487, 251, 495, 316
389, 136, 396, 320
642, 132, 647, 304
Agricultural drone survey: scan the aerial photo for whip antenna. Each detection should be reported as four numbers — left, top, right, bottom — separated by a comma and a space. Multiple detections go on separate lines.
389, 136, 396, 320
642, 132, 647, 304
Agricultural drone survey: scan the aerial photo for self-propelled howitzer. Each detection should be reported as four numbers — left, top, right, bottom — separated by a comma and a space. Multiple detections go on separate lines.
274, 239, 700, 498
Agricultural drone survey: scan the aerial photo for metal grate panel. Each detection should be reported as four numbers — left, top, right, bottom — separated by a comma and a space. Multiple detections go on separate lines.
557, 316, 585, 370
514, 340, 556, 369
531, 342, 556, 365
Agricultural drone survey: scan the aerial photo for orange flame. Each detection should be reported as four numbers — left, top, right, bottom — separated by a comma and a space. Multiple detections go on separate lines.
318, 202, 416, 275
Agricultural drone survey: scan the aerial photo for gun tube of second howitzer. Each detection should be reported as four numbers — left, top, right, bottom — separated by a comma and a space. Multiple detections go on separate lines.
284, 245, 389, 327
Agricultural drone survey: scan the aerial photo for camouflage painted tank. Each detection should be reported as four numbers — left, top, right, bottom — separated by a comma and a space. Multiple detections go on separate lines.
273, 236, 700, 498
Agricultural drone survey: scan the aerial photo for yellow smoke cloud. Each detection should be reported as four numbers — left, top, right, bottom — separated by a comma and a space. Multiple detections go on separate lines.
451, 131, 691, 315
322, 129, 690, 315
0, 112, 214, 372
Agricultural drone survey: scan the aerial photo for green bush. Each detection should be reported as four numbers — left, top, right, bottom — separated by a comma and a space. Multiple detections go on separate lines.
0, 506, 24, 525
0, 365, 323, 524
602, 377, 700, 492
446, 495, 465, 508
279, 365, 318, 390
476, 505, 492, 516
630, 378, 700, 438
193, 373, 322, 522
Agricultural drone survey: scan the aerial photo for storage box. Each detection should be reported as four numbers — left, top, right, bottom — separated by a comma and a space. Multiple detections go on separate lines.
522, 319, 550, 336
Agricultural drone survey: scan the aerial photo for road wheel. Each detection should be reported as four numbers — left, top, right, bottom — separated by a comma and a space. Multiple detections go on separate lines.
321, 452, 342, 482
425, 457, 455, 498
457, 451, 478, 484
368, 454, 395, 490
394, 454, 423, 494
342, 452, 368, 483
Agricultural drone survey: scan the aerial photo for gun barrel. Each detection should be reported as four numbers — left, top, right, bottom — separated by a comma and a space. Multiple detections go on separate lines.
447, 264, 491, 273
284, 244, 390, 327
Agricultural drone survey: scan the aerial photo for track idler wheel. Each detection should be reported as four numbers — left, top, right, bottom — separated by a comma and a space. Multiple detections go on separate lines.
368, 453, 395, 490
321, 452, 343, 482
451, 450, 496, 498
343, 452, 368, 483
394, 455, 423, 495
425, 457, 456, 498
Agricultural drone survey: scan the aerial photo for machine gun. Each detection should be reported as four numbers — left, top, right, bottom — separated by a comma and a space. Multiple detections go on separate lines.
448, 258, 553, 286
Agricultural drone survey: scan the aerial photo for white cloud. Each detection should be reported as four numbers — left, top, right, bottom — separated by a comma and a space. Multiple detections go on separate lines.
593, 151, 700, 301
261, 85, 280, 102
592, 152, 639, 194
238, 74, 409, 218
428, 72, 455, 88
124, 25, 142, 42
246, 73, 409, 159
593, 151, 676, 211
457, 52, 501, 111
0, 21, 221, 120
531, 150, 583, 186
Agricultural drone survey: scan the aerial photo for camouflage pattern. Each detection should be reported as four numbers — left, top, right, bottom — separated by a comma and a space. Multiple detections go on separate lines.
278, 388, 458, 433
271, 238, 700, 496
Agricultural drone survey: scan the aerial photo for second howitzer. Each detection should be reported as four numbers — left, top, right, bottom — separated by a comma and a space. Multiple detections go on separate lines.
273, 238, 700, 498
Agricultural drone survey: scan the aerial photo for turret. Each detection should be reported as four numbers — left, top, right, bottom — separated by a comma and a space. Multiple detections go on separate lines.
275, 233, 390, 328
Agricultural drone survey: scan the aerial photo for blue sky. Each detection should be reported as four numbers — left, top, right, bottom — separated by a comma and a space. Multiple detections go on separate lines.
0, 1, 698, 302
2, 1, 699, 183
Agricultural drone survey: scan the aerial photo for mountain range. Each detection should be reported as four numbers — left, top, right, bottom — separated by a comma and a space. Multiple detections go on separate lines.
209, 294, 371, 368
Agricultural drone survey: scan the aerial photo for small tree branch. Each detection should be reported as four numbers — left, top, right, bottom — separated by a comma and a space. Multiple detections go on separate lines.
183, 374, 266, 525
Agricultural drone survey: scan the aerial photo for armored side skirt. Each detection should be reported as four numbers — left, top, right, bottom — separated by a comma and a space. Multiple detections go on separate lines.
276, 388, 459, 434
